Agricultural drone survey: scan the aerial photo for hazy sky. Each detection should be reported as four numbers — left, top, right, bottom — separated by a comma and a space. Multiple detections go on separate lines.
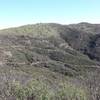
0, 0, 100, 29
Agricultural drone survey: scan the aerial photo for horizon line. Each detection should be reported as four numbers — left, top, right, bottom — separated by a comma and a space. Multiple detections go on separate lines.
0, 21, 100, 30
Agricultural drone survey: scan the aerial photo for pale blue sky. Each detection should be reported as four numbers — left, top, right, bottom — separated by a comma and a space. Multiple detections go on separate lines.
0, 0, 100, 29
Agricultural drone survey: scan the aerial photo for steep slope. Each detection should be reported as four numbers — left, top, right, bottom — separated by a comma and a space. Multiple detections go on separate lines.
0, 36, 95, 100
67, 23, 100, 61
0, 35, 97, 76
0, 23, 100, 99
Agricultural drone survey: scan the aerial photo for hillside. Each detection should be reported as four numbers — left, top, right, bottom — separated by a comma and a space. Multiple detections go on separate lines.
0, 23, 100, 100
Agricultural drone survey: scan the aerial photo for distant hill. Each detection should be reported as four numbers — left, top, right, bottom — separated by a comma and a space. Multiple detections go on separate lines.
1, 23, 100, 62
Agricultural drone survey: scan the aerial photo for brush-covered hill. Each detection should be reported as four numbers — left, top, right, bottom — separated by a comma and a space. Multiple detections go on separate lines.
0, 23, 100, 99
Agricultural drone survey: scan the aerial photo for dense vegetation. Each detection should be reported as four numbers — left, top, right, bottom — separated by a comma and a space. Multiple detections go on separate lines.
0, 23, 100, 100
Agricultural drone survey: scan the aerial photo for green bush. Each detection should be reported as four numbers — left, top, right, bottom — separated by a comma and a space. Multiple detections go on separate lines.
10, 80, 88, 100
